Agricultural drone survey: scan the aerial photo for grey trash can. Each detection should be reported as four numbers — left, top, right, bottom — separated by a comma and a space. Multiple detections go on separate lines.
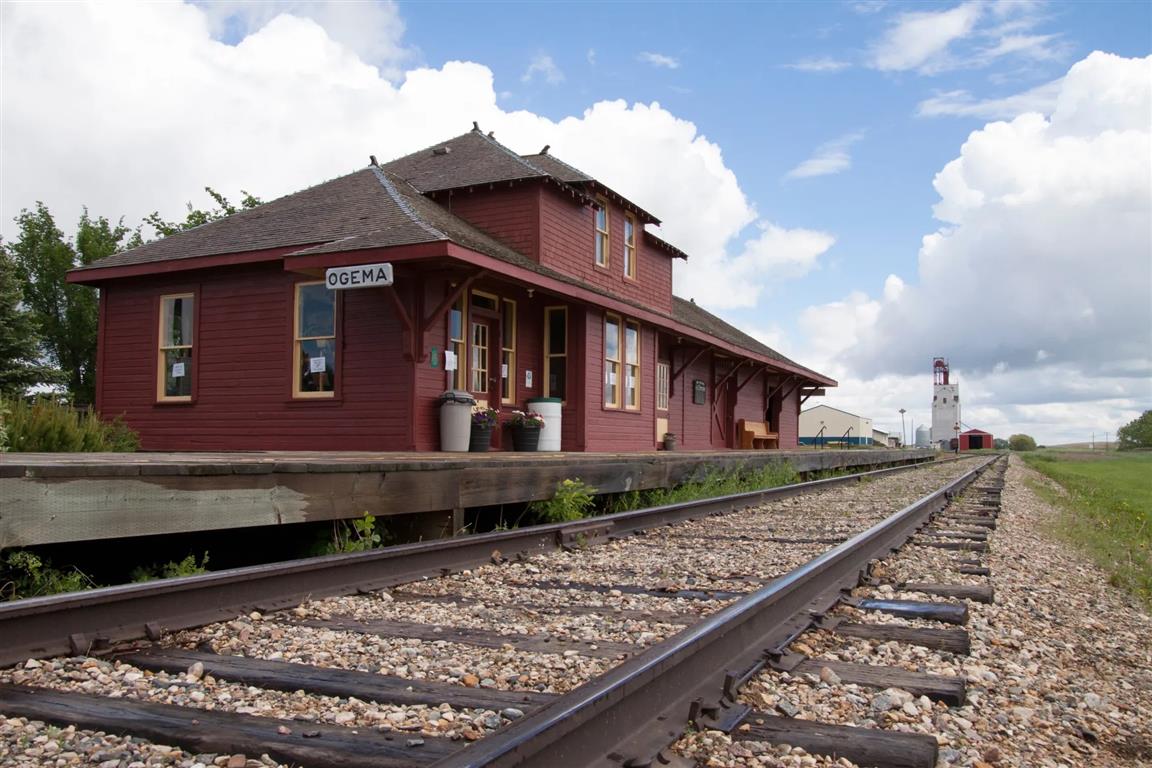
439, 390, 476, 452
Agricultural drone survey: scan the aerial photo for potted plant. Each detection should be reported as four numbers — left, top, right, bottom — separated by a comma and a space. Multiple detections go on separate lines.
507, 410, 546, 451
662, 432, 677, 451
469, 406, 499, 452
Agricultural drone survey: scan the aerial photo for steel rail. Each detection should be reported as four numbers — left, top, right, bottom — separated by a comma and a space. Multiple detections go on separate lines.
430, 454, 1001, 768
0, 454, 950, 667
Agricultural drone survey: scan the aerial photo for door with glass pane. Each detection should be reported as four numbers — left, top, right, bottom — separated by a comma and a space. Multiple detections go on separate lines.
469, 318, 500, 404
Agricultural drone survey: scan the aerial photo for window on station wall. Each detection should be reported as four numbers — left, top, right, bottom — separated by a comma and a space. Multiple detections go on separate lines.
604, 315, 641, 409
545, 306, 567, 401
656, 361, 669, 411
447, 296, 466, 390
604, 314, 621, 407
157, 293, 194, 401
623, 214, 637, 280
594, 197, 610, 268
501, 299, 516, 404
293, 282, 337, 397
624, 321, 640, 410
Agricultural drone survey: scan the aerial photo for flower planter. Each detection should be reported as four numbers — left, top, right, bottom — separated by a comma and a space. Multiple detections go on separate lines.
662, 433, 677, 451
469, 424, 493, 452
511, 425, 541, 452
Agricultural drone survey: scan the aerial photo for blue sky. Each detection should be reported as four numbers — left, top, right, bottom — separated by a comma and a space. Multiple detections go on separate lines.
2, 1, 1149, 443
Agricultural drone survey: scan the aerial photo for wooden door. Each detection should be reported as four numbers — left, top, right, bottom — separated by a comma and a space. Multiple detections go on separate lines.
469, 318, 500, 404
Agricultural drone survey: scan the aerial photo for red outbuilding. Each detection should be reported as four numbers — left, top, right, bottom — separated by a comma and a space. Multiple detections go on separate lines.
68, 126, 835, 452
959, 429, 994, 451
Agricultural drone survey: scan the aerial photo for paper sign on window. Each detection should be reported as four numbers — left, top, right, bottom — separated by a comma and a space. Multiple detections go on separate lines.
501, 363, 509, 377
171, 362, 185, 378
309, 356, 326, 374
445, 350, 457, 371
608, 371, 616, 385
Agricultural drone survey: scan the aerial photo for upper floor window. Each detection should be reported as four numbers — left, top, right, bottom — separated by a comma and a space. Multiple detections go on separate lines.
545, 306, 567, 401
594, 197, 609, 268
623, 214, 637, 280
294, 282, 336, 398
157, 293, 193, 401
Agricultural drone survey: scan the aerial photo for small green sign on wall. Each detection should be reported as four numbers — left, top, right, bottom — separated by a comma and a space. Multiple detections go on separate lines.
430, 346, 439, 368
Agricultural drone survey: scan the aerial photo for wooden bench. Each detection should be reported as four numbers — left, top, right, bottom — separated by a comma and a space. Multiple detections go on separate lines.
738, 419, 779, 449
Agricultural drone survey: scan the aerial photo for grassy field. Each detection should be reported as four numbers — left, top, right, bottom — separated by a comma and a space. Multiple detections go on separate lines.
1022, 450, 1151, 607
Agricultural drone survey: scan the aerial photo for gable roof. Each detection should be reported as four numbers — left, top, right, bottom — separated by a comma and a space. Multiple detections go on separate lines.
75, 169, 423, 270
383, 129, 558, 194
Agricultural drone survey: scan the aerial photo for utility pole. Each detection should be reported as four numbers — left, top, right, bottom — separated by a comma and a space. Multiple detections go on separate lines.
899, 408, 907, 449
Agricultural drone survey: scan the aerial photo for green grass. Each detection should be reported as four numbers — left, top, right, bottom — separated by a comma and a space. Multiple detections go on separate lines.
607, 461, 799, 513
1022, 450, 1151, 607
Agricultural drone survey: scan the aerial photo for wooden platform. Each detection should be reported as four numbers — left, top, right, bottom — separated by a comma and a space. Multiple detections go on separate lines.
0, 448, 932, 546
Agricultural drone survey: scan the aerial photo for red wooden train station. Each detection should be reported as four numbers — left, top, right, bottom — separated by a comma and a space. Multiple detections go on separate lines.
69, 125, 834, 452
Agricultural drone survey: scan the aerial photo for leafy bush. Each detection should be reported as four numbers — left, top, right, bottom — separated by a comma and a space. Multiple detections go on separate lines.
609, 462, 799, 512
318, 512, 386, 554
527, 479, 597, 523
131, 552, 211, 583
0, 397, 138, 452
1008, 434, 1037, 452
1, 550, 96, 600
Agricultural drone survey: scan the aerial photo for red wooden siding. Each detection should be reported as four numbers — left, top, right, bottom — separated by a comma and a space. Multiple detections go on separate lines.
439, 185, 540, 262
99, 263, 410, 451
538, 188, 673, 314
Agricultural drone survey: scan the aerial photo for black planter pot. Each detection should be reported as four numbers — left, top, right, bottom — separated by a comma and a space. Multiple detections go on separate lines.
511, 426, 541, 452
469, 424, 493, 452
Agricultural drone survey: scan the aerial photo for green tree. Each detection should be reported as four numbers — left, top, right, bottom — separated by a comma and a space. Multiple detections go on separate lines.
4, 204, 133, 405
4, 189, 260, 405
1009, 433, 1038, 451
0, 248, 60, 395
993, 438, 1010, 450
1117, 410, 1152, 451
144, 187, 262, 237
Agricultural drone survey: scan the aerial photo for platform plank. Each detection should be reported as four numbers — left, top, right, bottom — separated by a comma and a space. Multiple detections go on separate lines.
790, 659, 965, 704
735, 712, 937, 768
120, 648, 552, 710
833, 622, 970, 654
296, 617, 637, 658
0, 683, 455, 767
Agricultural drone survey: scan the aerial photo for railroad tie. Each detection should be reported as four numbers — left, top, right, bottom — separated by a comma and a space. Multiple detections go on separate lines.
853, 597, 970, 624
0, 683, 455, 768
826, 620, 971, 654
773, 657, 966, 704
292, 617, 638, 658
895, 583, 995, 603
119, 647, 553, 711
733, 712, 938, 768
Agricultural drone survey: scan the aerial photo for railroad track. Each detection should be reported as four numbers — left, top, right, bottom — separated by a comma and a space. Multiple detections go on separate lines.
0, 455, 1001, 767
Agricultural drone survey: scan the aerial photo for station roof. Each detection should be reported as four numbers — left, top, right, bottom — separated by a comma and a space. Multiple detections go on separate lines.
69, 131, 831, 384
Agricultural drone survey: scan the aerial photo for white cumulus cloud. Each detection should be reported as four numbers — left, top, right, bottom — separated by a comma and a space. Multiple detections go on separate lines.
793, 51, 1151, 445
0, 1, 827, 319
917, 78, 1063, 119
